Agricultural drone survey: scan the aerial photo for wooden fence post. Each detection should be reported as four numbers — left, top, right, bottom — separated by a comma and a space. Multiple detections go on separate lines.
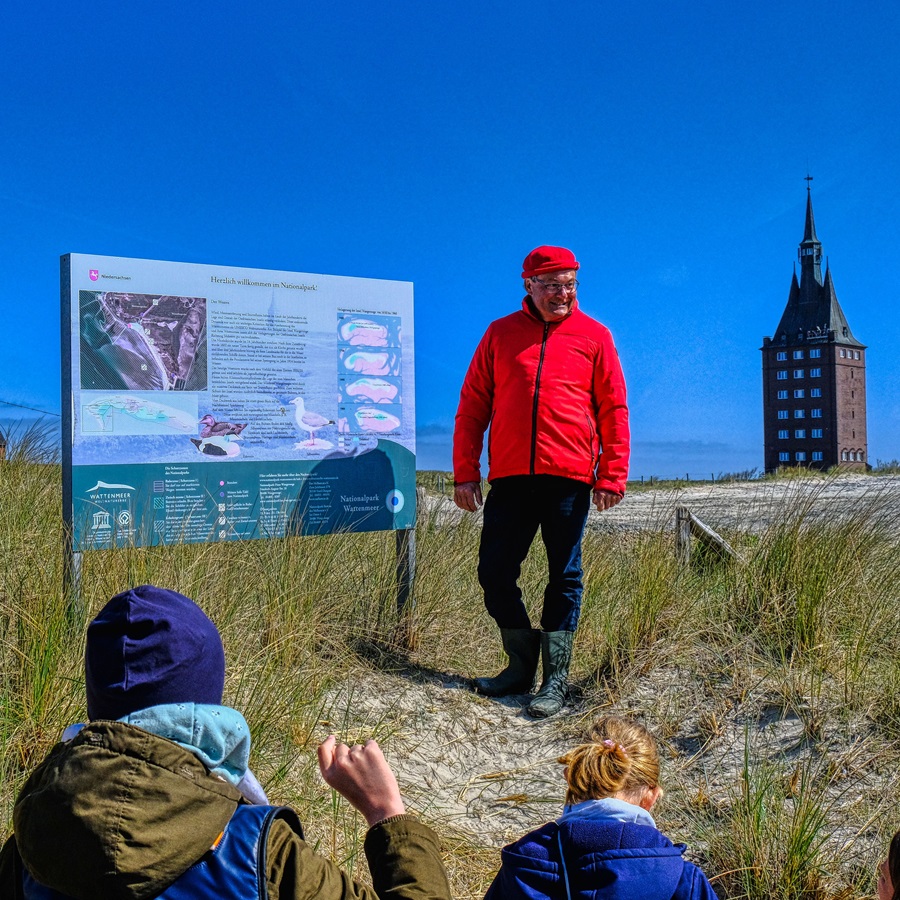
675, 506, 692, 566
675, 506, 740, 568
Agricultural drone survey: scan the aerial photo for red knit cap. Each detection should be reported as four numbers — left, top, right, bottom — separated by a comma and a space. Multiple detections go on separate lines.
521, 246, 580, 279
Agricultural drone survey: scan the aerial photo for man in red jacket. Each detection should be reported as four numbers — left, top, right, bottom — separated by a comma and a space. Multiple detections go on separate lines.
453, 246, 630, 717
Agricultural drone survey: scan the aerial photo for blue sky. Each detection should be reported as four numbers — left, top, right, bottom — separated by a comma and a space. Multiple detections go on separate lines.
2, 1, 898, 478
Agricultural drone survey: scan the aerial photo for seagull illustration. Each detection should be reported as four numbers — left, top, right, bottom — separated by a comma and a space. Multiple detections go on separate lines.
198, 414, 247, 438
290, 397, 334, 446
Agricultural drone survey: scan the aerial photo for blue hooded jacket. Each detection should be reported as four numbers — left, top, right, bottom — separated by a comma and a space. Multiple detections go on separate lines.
484, 810, 719, 900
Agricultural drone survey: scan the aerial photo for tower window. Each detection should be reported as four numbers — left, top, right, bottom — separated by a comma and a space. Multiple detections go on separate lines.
793, 350, 804, 360
812, 451, 823, 461
777, 370, 788, 380
810, 368, 822, 378
777, 352, 787, 361
812, 429, 823, 438
794, 389, 805, 399
840, 349, 846, 358
842, 450, 849, 461
811, 409, 822, 418
794, 409, 805, 419
810, 349, 821, 358
811, 388, 822, 397
778, 410, 788, 419
793, 369, 804, 379
779, 452, 790, 462
795, 451, 807, 462
777, 390, 788, 399
795, 429, 806, 439
778, 429, 789, 439
854, 351, 860, 359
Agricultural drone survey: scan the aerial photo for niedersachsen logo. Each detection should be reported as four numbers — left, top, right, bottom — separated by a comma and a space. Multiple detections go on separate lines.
88, 269, 131, 282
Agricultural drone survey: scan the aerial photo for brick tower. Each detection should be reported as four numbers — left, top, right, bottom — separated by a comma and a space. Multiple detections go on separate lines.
761, 184, 867, 472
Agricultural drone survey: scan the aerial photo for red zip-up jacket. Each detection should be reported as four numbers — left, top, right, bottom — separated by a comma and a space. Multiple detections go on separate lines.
453, 299, 629, 494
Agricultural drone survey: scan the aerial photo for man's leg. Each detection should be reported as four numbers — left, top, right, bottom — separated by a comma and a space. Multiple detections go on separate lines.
474, 477, 541, 696
537, 477, 592, 632
477, 477, 540, 630
528, 477, 591, 717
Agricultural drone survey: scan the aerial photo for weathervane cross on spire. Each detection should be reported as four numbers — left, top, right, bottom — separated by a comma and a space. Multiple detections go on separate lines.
805, 173, 814, 191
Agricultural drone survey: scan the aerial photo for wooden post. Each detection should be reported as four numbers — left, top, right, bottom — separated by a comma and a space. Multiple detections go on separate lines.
62, 521, 84, 621
395, 526, 417, 650
394, 486, 426, 650
675, 506, 691, 566
675, 506, 741, 568
396, 527, 415, 617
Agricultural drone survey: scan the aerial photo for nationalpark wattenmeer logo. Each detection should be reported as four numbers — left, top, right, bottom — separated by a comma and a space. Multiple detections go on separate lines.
87, 480, 136, 500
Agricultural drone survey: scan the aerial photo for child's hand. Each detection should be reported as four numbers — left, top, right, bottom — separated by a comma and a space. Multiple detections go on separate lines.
317, 735, 406, 826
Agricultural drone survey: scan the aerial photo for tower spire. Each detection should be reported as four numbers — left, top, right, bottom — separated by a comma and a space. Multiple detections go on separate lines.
799, 176, 823, 285
803, 175, 818, 243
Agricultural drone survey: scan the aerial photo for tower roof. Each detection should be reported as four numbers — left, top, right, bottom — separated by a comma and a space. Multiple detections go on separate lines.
768, 188, 864, 348
822, 266, 861, 345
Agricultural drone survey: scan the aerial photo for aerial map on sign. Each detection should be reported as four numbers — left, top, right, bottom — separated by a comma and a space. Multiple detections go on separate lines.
80, 292, 208, 391
62, 255, 416, 550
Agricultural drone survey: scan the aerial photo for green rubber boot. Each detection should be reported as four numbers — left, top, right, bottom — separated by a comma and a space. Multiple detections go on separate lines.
527, 630, 574, 718
473, 628, 540, 697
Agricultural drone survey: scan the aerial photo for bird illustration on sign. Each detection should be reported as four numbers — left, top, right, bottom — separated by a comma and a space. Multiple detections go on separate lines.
190, 434, 243, 457
198, 414, 248, 438
290, 397, 335, 450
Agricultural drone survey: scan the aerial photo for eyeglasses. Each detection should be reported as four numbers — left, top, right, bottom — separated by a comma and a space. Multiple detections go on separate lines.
531, 278, 579, 295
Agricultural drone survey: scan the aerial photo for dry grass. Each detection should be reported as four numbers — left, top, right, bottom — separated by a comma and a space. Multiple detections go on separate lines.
2, 448, 900, 898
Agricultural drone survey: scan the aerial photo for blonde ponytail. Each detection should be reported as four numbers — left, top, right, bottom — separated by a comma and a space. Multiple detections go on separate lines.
559, 717, 660, 806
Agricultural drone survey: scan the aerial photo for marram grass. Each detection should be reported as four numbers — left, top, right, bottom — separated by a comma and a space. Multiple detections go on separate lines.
2, 455, 900, 898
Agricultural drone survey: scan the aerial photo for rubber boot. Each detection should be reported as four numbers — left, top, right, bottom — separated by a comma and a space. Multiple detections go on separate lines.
473, 628, 540, 697
527, 631, 574, 718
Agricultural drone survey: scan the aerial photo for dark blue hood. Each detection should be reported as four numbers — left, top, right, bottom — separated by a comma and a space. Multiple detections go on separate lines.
484, 818, 713, 900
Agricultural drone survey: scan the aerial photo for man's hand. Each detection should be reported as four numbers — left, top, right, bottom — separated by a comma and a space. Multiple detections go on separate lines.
593, 489, 622, 512
453, 481, 483, 512
317, 735, 406, 826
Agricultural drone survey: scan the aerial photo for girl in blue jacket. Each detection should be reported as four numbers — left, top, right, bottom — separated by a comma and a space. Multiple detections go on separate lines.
484, 716, 719, 900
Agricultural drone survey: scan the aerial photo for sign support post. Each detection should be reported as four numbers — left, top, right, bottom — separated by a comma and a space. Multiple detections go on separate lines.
395, 526, 416, 649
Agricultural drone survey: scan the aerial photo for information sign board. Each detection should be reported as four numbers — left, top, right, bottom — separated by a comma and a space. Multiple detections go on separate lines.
61, 254, 416, 550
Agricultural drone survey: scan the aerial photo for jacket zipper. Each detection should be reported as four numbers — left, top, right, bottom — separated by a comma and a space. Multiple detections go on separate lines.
530, 321, 550, 474
584, 410, 598, 479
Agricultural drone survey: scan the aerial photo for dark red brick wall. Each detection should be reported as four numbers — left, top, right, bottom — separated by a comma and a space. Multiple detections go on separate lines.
762, 343, 867, 472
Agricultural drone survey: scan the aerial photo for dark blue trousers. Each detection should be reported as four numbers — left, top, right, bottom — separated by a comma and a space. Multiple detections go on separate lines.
477, 475, 592, 633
